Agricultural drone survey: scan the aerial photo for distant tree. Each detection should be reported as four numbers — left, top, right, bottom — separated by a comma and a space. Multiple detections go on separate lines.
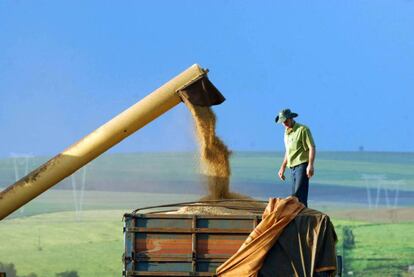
0, 262, 38, 277
0, 262, 17, 277
343, 226, 355, 249
55, 271, 79, 277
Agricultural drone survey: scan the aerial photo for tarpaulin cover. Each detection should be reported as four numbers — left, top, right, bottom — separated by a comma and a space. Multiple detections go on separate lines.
216, 196, 304, 277
259, 208, 338, 277
216, 197, 338, 277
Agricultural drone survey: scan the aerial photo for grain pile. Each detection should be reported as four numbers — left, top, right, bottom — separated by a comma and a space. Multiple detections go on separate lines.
167, 205, 255, 215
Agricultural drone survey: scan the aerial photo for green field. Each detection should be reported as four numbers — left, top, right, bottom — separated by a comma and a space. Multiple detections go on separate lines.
0, 189, 200, 219
334, 220, 414, 277
1, 151, 414, 193
0, 207, 413, 277
0, 210, 124, 277
1, 151, 414, 276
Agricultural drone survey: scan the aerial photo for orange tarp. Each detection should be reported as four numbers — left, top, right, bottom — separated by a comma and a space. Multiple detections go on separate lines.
216, 196, 304, 277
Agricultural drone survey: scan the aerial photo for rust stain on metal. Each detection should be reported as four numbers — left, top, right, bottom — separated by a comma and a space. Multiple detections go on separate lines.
0, 184, 14, 199
24, 153, 63, 184
0, 154, 63, 201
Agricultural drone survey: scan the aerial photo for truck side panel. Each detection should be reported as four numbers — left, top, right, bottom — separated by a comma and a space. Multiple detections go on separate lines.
123, 214, 259, 276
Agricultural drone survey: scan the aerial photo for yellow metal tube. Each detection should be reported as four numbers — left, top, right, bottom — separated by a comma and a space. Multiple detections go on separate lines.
0, 64, 206, 220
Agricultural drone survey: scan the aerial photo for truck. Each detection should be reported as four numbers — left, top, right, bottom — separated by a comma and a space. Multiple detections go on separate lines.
123, 200, 341, 277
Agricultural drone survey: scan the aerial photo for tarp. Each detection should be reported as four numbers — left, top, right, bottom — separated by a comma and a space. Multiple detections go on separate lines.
259, 208, 338, 277
216, 197, 338, 277
216, 196, 304, 277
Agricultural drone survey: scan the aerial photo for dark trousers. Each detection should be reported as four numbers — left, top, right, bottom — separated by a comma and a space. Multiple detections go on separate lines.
290, 162, 309, 207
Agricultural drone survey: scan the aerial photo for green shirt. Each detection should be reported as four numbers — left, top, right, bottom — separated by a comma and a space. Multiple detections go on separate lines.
284, 122, 315, 168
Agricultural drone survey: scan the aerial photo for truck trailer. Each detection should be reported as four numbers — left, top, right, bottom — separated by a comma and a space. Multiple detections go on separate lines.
123, 200, 341, 277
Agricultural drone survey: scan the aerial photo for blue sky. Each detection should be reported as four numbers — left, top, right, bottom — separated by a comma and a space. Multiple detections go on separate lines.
0, 1, 413, 157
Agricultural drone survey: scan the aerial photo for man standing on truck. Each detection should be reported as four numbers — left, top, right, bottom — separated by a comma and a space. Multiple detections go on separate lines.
276, 109, 316, 207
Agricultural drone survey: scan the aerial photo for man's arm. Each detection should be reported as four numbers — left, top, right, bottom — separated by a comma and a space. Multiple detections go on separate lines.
307, 145, 316, 178
278, 152, 288, 181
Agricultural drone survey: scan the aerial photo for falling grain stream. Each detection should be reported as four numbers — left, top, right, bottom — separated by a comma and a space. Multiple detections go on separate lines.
182, 99, 250, 201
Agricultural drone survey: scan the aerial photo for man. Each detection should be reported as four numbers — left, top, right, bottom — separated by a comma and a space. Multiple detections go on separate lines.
275, 109, 315, 207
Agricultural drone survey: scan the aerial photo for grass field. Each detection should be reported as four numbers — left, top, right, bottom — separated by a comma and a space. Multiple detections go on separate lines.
1, 151, 414, 193
334, 220, 414, 276
0, 189, 201, 219
0, 208, 413, 277
1, 151, 414, 276
0, 210, 124, 277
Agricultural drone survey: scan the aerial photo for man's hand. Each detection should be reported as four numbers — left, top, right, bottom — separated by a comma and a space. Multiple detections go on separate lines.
306, 164, 314, 178
278, 167, 286, 181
